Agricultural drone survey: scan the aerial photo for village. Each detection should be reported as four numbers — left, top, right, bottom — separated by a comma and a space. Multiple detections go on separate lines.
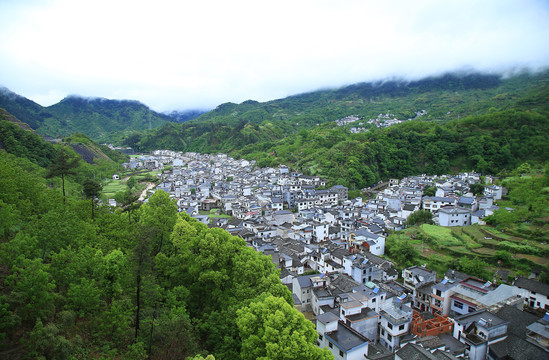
122, 150, 549, 360
336, 110, 428, 134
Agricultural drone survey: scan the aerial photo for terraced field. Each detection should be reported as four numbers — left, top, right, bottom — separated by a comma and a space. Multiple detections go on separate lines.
393, 223, 549, 280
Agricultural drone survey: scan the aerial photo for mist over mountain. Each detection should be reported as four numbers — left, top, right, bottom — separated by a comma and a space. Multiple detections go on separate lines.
164, 109, 208, 123
0, 90, 182, 142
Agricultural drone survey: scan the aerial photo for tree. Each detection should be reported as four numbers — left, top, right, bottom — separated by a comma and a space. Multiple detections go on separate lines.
121, 191, 141, 224
406, 210, 433, 226
126, 176, 137, 190
83, 179, 102, 220
386, 235, 419, 267
494, 250, 513, 267
161, 215, 292, 358
138, 190, 177, 256
237, 293, 333, 360
46, 148, 80, 204
457, 256, 490, 280
6, 257, 56, 323
485, 208, 517, 230
423, 186, 436, 197
469, 183, 484, 196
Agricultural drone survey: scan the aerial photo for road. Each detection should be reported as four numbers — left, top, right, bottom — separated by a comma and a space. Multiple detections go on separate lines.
138, 182, 155, 201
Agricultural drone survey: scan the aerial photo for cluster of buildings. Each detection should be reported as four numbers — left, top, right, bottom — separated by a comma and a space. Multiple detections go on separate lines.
137, 150, 547, 359
301, 265, 548, 360
336, 111, 428, 134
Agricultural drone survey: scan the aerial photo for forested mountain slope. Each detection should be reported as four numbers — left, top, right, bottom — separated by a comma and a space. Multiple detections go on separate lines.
0, 89, 178, 142
124, 71, 548, 157
235, 109, 549, 189
0, 131, 329, 359
124, 71, 549, 189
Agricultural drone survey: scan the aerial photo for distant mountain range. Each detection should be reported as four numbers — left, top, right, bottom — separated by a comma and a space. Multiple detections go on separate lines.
1, 70, 547, 190
1, 70, 548, 149
0, 87, 203, 142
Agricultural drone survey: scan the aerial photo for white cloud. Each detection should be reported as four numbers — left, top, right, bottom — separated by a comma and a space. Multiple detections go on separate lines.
0, 0, 548, 111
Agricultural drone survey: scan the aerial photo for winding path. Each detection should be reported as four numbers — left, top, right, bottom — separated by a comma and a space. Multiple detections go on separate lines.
139, 182, 155, 201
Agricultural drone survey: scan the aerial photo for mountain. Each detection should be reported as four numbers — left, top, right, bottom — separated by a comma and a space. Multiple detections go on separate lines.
126, 71, 549, 152
0, 107, 57, 167
0, 87, 49, 130
123, 71, 549, 189
0, 106, 128, 168
0, 89, 180, 142
42, 95, 176, 141
164, 109, 208, 123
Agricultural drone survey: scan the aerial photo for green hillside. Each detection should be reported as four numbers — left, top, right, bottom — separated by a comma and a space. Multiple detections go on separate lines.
0, 108, 57, 167
124, 71, 549, 189
0, 89, 177, 142
0, 125, 325, 360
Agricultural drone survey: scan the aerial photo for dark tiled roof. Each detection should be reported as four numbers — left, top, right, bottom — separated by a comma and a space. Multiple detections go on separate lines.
296, 274, 315, 288
325, 322, 369, 351
489, 333, 547, 359
395, 343, 437, 360
345, 307, 379, 322
514, 276, 549, 296
494, 304, 540, 338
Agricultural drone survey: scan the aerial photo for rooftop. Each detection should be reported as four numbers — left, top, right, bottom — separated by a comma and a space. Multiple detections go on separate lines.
345, 307, 379, 322
316, 311, 339, 325
325, 322, 370, 351
514, 276, 549, 296
454, 309, 507, 328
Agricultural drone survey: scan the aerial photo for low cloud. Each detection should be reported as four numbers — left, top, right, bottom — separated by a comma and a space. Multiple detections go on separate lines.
0, 0, 548, 111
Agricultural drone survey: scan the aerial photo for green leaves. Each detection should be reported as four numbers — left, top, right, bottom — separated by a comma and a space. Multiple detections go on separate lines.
6, 256, 56, 323
237, 294, 333, 360
406, 210, 434, 226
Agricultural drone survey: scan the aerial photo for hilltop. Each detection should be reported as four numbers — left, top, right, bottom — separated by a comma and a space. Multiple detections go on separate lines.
0, 90, 184, 142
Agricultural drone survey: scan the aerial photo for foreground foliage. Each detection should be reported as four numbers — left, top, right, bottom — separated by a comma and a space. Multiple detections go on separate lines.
0, 150, 328, 359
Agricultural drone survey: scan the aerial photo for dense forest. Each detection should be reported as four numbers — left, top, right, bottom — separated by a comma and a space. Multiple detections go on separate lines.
0, 111, 331, 359
234, 109, 549, 189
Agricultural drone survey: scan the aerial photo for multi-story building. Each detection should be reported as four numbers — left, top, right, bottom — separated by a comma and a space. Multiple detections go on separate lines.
453, 310, 508, 360
378, 296, 413, 352
513, 276, 549, 311
438, 206, 472, 227
422, 196, 456, 212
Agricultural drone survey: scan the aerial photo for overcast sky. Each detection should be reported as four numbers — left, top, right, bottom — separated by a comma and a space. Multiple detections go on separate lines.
0, 0, 548, 112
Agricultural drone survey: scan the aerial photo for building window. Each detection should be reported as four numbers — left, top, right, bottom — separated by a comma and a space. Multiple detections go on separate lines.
387, 334, 392, 341
372, 298, 376, 303
399, 324, 405, 331
329, 342, 333, 349
436, 289, 442, 296
454, 301, 464, 309
339, 350, 344, 357
468, 306, 476, 313
381, 328, 385, 336
342, 310, 345, 315
318, 334, 323, 341
387, 323, 393, 330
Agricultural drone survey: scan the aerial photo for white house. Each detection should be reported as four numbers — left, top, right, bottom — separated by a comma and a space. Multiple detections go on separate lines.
453, 310, 508, 360
513, 276, 549, 311
484, 185, 503, 200
438, 207, 472, 227
317, 312, 370, 360
378, 296, 413, 352
422, 196, 456, 212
